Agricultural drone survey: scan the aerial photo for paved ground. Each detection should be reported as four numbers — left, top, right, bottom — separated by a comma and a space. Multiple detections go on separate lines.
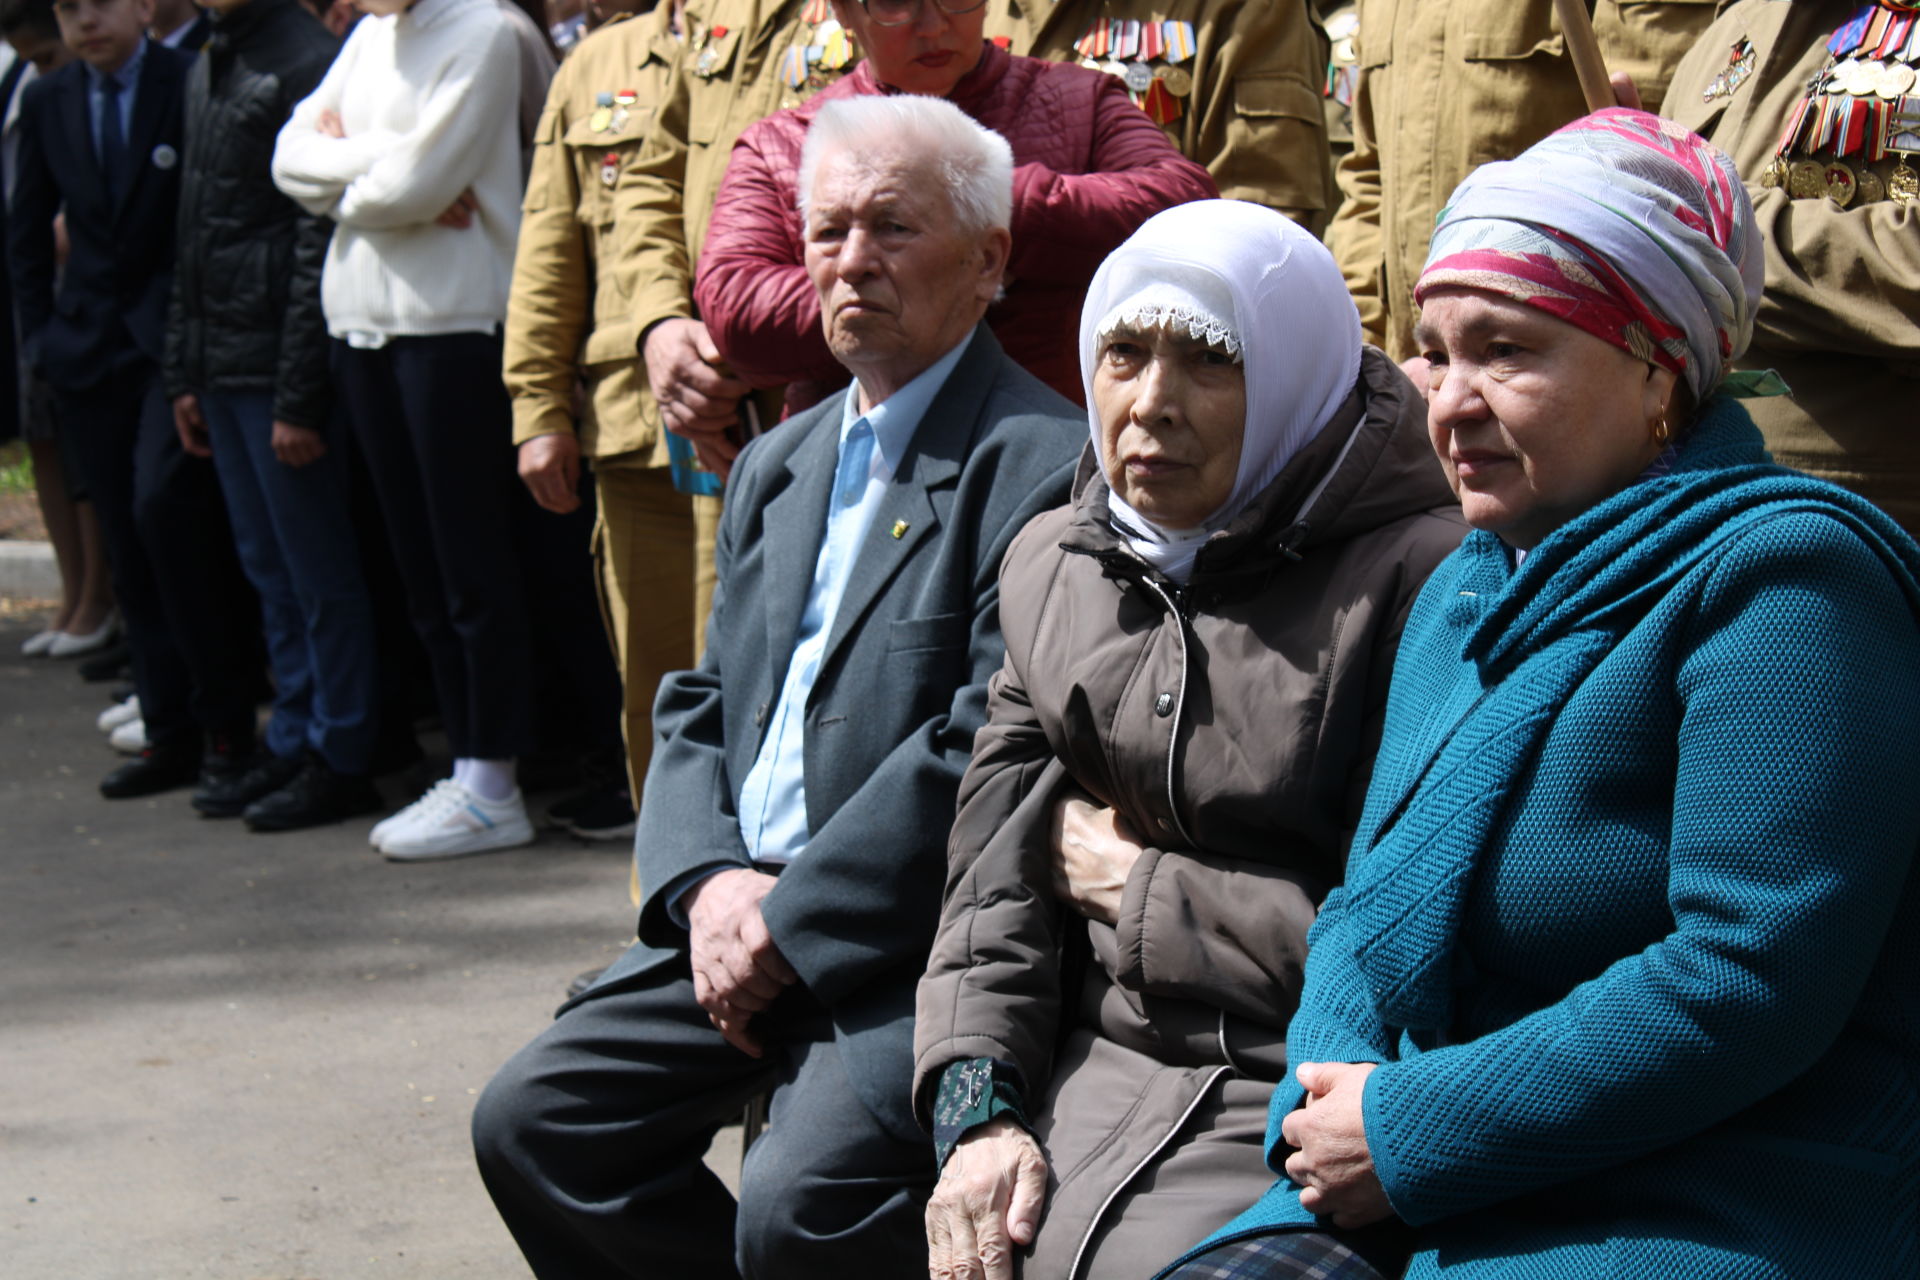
0, 622, 740, 1279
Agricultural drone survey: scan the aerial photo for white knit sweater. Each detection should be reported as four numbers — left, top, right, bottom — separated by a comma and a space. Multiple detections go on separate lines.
270, 0, 524, 341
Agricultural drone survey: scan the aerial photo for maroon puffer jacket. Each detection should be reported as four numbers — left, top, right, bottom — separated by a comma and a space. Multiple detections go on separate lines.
693, 41, 1217, 414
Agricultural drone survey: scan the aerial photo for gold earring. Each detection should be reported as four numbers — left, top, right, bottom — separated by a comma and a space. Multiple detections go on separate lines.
1651, 412, 1672, 447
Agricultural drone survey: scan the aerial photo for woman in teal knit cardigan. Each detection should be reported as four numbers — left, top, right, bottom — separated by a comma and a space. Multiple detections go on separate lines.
1159, 110, 1920, 1279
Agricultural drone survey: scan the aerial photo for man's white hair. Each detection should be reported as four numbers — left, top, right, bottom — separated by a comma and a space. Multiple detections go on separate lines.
797, 95, 1014, 235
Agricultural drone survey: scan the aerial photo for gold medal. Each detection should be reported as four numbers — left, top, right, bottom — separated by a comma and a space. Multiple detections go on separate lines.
1845, 60, 1885, 97
1824, 159, 1858, 206
1890, 157, 1919, 203
590, 107, 613, 132
1788, 158, 1826, 198
1877, 63, 1917, 100
1155, 64, 1192, 97
1760, 155, 1788, 188
1856, 167, 1885, 203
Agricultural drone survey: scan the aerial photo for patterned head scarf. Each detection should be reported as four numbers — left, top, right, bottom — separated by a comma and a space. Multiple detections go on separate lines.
1081, 200, 1362, 582
1416, 109, 1762, 402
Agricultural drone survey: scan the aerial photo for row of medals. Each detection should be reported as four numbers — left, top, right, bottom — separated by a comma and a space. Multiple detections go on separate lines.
1749, 5, 1920, 206
779, 0, 857, 93
1074, 18, 1202, 126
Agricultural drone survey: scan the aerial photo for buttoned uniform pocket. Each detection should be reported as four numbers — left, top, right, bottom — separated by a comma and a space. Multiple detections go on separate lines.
1452, 5, 1587, 170
565, 109, 657, 231
1226, 72, 1330, 214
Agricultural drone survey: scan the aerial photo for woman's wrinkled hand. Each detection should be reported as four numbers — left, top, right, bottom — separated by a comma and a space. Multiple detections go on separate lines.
1049, 797, 1148, 925
926, 1118, 1049, 1280
1280, 1061, 1395, 1229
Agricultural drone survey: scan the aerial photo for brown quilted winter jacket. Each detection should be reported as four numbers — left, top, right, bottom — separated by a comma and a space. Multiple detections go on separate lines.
915, 347, 1464, 1123
693, 41, 1218, 414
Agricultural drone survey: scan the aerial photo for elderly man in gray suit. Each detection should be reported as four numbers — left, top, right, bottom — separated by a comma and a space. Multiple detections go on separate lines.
473, 95, 1084, 1280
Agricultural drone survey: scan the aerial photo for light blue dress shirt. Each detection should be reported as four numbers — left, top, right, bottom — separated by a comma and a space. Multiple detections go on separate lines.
734, 336, 971, 866
86, 39, 144, 161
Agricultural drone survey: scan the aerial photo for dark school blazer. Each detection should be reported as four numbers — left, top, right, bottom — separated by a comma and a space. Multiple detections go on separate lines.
7, 41, 191, 390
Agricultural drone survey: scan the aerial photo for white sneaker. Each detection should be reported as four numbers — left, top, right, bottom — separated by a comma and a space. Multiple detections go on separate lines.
97, 695, 141, 734
368, 777, 461, 849
379, 783, 535, 862
109, 717, 149, 755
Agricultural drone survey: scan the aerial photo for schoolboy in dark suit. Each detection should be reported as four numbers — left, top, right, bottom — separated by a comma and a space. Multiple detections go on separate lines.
8, 0, 258, 798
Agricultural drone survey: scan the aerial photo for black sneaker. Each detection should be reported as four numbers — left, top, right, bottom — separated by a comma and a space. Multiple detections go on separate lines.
193, 749, 299, 818
561, 787, 636, 842
243, 754, 383, 832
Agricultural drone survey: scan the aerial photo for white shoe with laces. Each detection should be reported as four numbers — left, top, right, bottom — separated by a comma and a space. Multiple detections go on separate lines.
379, 782, 534, 862
97, 694, 141, 734
368, 777, 461, 849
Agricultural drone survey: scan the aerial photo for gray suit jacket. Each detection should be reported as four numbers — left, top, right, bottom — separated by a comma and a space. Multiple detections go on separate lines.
617, 324, 1081, 1140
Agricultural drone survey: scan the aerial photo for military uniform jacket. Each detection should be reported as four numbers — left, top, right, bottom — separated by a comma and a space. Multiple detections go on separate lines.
615, 0, 854, 351
505, 6, 682, 464
1666, 0, 1920, 537
1327, 0, 1721, 359
984, 0, 1334, 231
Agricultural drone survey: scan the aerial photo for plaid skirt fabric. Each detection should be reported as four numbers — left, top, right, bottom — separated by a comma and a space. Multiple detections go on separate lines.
1162, 1230, 1388, 1280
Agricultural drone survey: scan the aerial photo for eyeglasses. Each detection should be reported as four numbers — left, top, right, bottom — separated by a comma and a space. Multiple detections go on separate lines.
856, 0, 987, 27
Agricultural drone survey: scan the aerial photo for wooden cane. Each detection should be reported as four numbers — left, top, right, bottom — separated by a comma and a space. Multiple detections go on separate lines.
1552, 0, 1618, 113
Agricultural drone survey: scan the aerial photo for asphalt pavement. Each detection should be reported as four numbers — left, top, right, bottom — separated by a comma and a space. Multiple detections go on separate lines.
0, 622, 741, 1279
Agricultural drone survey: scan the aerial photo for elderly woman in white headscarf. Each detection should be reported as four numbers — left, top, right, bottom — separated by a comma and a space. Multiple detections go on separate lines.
911, 200, 1464, 1280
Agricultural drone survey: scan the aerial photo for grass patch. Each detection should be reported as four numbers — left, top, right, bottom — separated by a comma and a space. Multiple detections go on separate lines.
0, 441, 32, 496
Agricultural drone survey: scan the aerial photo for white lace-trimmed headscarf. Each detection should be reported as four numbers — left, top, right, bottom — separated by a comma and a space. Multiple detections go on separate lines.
1080, 200, 1363, 583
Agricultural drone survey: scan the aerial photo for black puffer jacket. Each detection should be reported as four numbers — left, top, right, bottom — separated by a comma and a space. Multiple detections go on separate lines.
163, 0, 337, 428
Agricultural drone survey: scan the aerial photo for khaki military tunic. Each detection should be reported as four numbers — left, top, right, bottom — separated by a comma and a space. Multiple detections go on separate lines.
503, 8, 698, 807
616, 0, 855, 340
506, 6, 682, 468
984, 0, 1334, 229
1329, 0, 1720, 359
612, 0, 853, 661
1666, 0, 1920, 536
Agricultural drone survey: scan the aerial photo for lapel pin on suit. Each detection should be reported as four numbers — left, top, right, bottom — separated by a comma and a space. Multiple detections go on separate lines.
890, 519, 909, 539
151, 144, 178, 170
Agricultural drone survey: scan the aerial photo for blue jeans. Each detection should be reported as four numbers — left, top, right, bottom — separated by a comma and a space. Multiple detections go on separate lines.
201, 390, 376, 774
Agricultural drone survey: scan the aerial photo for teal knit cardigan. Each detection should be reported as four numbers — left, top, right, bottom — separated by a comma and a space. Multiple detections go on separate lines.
1172, 401, 1920, 1278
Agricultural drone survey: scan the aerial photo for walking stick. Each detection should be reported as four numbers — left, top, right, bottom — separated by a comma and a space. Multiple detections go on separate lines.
1553, 0, 1618, 112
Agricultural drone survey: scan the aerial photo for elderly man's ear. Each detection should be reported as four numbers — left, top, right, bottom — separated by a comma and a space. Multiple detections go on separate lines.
973, 226, 1013, 305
